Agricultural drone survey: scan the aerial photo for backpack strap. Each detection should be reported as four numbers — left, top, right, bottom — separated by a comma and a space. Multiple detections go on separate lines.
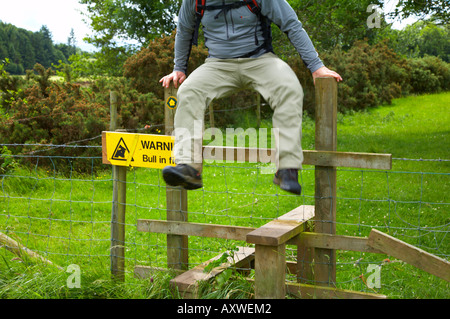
244, 0, 261, 15
192, 0, 206, 46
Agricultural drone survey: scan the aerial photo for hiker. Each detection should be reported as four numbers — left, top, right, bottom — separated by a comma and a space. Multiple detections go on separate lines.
160, 0, 342, 195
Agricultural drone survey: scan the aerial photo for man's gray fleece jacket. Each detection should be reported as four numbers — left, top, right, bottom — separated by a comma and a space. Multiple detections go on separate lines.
174, 0, 324, 74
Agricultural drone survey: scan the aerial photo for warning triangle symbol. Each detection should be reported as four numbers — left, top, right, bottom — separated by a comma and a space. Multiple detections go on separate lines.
111, 137, 130, 161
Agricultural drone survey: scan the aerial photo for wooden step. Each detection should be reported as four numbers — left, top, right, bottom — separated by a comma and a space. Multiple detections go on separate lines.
246, 205, 315, 246
170, 246, 255, 299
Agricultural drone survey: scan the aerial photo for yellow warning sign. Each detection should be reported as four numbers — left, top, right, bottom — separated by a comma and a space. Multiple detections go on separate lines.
103, 132, 175, 169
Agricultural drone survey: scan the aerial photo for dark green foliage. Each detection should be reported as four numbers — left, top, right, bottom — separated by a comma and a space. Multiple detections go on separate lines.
287, 40, 449, 114
0, 22, 75, 75
388, 0, 449, 25
0, 63, 163, 172
407, 55, 450, 93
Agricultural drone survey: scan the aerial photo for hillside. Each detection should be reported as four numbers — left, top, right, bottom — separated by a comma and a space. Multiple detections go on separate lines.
0, 21, 80, 75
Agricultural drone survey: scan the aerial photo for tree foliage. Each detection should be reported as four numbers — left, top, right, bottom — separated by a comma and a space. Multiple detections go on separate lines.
0, 60, 164, 170
393, 21, 450, 62
389, 0, 449, 24
80, 0, 180, 47
283, 0, 384, 52
0, 22, 74, 75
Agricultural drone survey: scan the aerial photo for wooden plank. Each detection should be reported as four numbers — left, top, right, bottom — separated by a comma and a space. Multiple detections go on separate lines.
0, 232, 63, 270
201, 146, 392, 170
137, 219, 255, 241
246, 205, 315, 246
314, 77, 338, 287
101, 131, 111, 165
170, 246, 255, 299
288, 232, 384, 254
305, 150, 392, 170
368, 229, 450, 282
285, 281, 387, 299
254, 244, 286, 299
134, 265, 184, 279
102, 137, 391, 170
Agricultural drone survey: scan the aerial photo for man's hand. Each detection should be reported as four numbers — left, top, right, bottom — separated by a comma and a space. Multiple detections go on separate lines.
312, 66, 343, 85
159, 71, 187, 89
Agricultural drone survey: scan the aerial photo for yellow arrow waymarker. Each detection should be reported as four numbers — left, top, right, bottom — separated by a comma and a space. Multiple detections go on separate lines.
166, 96, 178, 110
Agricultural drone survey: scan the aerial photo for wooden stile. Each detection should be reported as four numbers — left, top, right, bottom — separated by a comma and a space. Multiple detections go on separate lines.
116, 80, 414, 300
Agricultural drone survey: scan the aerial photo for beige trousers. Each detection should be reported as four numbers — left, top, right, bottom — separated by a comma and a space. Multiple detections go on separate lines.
173, 52, 304, 171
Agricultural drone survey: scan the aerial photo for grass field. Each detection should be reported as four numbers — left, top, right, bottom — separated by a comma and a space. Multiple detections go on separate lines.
0, 92, 448, 299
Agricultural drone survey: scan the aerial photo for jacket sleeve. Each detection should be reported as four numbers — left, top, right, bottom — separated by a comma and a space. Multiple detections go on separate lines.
260, 0, 324, 73
173, 0, 197, 74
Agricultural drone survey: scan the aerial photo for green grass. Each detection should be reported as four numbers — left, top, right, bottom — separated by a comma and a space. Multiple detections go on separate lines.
0, 92, 449, 299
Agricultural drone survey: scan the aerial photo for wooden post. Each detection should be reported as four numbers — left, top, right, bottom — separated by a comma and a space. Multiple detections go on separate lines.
110, 91, 127, 281
164, 85, 189, 271
254, 244, 286, 299
297, 223, 315, 284
314, 78, 338, 286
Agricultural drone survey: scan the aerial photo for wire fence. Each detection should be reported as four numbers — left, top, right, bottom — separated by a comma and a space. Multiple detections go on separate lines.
0, 142, 449, 296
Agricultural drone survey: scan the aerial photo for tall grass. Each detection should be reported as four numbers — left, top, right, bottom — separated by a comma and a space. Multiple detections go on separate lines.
0, 92, 448, 299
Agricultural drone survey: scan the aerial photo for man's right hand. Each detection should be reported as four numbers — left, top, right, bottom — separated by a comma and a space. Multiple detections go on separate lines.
159, 71, 187, 89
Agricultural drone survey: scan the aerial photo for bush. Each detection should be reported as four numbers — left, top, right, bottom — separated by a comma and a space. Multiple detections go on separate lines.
0, 63, 164, 172
321, 40, 411, 112
288, 40, 448, 114
408, 55, 450, 93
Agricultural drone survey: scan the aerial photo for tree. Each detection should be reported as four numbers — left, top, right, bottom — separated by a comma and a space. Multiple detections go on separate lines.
391, 21, 450, 62
389, 0, 449, 24
79, 0, 180, 47
284, 0, 385, 52
79, 0, 181, 76
67, 28, 77, 56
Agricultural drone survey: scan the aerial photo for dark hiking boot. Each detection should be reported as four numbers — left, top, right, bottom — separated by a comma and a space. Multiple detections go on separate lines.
273, 169, 302, 195
162, 164, 202, 190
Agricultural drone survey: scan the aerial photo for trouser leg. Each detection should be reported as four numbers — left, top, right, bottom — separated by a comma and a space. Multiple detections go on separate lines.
242, 53, 304, 169
173, 58, 240, 171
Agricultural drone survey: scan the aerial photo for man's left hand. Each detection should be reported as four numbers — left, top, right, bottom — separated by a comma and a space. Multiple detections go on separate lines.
312, 66, 343, 84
